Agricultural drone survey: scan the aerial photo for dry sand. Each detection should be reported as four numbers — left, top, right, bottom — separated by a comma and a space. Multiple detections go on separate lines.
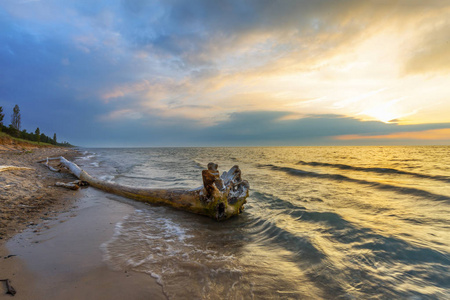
0, 147, 79, 240
0, 147, 166, 299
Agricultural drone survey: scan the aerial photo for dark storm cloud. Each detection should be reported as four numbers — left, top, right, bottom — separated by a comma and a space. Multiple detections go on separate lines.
81, 112, 450, 147
192, 112, 450, 146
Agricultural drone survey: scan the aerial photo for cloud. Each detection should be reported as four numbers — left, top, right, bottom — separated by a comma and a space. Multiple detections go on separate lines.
114, 1, 394, 70
101, 80, 152, 101
333, 88, 387, 110
191, 112, 450, 146
403, 19, 450, 74
61, 110, 450, 147
99, 109, 143, 121
1, 1, 450, 146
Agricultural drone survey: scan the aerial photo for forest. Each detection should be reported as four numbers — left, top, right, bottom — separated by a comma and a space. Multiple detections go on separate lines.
0, 104, 72, 147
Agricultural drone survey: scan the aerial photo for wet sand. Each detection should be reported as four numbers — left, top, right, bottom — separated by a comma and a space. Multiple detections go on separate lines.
0, 148, 166, 299
1, 189, 166, 299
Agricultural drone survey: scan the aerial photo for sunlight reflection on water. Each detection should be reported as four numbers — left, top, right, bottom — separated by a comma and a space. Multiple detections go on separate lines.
77, 146, 450, 299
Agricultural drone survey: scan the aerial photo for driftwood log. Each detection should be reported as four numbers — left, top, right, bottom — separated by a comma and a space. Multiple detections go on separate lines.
40, 157, 250, 220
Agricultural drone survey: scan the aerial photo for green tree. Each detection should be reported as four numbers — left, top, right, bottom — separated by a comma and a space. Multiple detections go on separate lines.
0, 106, 4, 131
53, 133, 57, 145
40, 133, 48, 144
11, 104, 21, 137
35, 127, 40, 143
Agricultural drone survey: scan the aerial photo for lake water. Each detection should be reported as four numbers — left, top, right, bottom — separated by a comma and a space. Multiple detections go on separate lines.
75, 146, 450, 299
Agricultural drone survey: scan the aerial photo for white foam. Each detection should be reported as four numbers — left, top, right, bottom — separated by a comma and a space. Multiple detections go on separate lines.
149, 272, 163, 286
99, 175, 115, 182
152, 217, 193, 242
100, 217, 127, 270
77, 152, 96, 161
100, 208, 244, 299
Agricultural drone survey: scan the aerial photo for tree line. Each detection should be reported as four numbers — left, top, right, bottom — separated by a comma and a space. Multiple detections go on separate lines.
0, 104, 72, 147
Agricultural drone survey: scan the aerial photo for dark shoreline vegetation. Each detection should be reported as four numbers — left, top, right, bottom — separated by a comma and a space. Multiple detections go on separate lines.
0, 104, 73, 147
0, 126, 73, 147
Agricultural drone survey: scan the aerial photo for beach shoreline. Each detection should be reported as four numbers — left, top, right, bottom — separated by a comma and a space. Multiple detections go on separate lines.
0, 147, 166, 299
0, 147, 80, 241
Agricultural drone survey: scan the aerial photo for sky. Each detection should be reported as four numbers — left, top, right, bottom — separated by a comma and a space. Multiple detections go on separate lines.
1, 0, 450, 147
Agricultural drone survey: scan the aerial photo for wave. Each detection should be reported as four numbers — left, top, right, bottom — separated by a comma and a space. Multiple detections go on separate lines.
251, 191, 307, 211
252, 191, 363, 235
260, 164, 450, 203
297, 160, 450, 183
249, 191, 450, 297
247, 209, 450, 298
247, 216, 326, 263
192, 159, 205, 169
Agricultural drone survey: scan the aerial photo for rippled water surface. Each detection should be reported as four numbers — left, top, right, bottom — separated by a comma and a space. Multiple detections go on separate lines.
76, 146, 450, 299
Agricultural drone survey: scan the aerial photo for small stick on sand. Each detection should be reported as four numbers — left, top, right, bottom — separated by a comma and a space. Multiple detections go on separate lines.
44, 158, 60, 172
0, 166, 34, 172
55, 180, 88, 190
0, 279, 17, 296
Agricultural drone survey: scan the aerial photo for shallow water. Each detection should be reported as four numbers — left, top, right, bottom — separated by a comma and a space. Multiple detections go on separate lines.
76, 146, 450, 299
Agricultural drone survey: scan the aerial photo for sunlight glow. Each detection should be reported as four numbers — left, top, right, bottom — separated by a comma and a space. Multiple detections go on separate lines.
358, 98, 409, 123
334, 128, 450, 141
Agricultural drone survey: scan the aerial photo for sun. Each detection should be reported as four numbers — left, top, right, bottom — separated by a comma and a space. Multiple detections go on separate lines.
358, 98, 408, 123
360, 107, 399, 123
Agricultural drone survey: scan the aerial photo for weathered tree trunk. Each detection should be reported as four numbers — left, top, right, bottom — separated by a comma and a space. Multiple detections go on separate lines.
43, 157, 250, 220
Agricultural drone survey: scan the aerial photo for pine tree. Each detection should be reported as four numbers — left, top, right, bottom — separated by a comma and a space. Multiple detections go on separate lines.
35, 127, 40, 143
11, 105, 21, 136
53, 133, 57, 144
0, 106, 4, 131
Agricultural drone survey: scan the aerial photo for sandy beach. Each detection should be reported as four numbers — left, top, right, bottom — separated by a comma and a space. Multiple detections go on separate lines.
0, 147, 79, 240
0, 147, 166, 299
